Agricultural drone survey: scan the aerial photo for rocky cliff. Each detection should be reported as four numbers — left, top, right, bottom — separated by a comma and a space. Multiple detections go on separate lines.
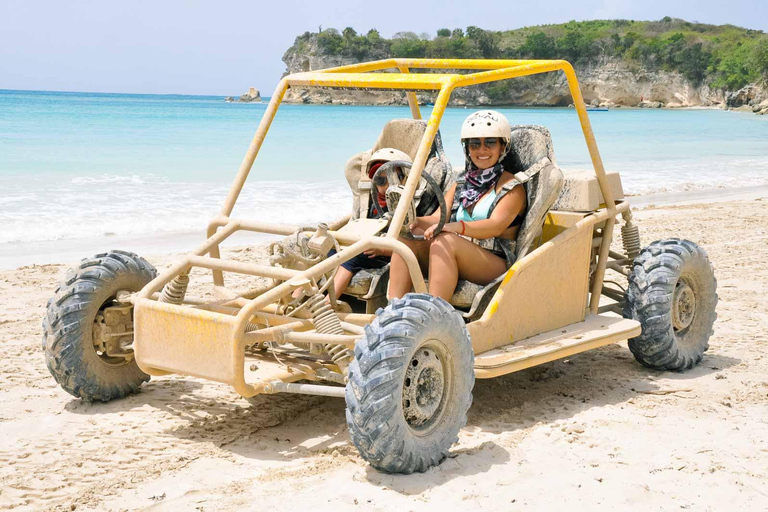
725, 82, 768, 113
278, 34, 768, 112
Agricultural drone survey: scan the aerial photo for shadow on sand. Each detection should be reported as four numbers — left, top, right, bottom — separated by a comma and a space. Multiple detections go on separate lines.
59, 342, 739, 494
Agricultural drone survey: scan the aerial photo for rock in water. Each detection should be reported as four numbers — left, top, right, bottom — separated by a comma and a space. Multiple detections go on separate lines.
239, 87, 261, 102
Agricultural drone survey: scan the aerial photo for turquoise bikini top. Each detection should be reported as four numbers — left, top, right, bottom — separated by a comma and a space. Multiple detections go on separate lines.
455, 189, 497, 222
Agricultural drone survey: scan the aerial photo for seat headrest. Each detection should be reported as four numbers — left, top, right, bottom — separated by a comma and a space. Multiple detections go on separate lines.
369, 119, 449, 164
343, 119, 456, 220
501, 125, 557, 173
370, 119, 427, 161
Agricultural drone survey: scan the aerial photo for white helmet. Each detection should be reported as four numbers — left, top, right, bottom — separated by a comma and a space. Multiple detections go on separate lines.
460, 110, 512, 159
367, 147, 412, 170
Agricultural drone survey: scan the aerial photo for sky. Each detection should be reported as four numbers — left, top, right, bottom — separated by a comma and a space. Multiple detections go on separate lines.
1, 0, 766, 96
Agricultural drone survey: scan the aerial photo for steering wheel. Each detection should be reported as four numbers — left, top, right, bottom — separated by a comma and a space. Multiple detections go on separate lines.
369, 160, 448, 241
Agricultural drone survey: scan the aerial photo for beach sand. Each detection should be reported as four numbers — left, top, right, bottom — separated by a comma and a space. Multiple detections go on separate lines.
1, 196, 767, 511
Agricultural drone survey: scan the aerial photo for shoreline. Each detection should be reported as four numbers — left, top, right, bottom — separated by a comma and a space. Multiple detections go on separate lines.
628, 184, 768, 208
273, 98, 766, 115
222, 96, 731, 113
3, 183, 767, 271
0, 229, 279, 271
279, 98, 727, 111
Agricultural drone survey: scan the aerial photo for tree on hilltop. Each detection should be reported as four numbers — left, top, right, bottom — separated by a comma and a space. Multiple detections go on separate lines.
304, 20, 768, 91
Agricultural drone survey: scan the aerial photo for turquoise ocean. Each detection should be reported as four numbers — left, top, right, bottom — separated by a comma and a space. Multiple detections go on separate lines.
1, 89, 767, 266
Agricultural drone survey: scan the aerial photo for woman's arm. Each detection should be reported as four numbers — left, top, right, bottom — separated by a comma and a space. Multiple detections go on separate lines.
427, 185, 525, 240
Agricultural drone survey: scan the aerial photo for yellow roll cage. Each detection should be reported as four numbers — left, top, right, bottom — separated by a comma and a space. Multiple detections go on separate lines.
219, 58, 616, 313
132, 58, 633, 396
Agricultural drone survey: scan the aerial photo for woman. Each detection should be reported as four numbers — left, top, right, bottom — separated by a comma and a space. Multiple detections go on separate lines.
388, 110, 526, 301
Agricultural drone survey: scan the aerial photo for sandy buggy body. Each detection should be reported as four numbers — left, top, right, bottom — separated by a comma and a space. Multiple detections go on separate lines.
43, 59, 718, 474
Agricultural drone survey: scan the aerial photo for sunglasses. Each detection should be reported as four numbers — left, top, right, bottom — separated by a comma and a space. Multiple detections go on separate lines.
467, 138, 500, 150
373, 169, 405, 186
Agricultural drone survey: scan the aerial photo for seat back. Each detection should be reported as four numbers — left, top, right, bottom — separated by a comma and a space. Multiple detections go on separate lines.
344, 119, 455, 220
503, 124, 557, 170
454, 126, 564, 319
504, 125, 564, 260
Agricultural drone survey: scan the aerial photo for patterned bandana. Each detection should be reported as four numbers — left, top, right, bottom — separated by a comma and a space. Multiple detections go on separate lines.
459, 163, 504, 208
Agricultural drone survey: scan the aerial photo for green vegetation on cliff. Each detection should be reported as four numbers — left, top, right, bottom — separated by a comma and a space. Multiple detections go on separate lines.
291, 18, 768, 92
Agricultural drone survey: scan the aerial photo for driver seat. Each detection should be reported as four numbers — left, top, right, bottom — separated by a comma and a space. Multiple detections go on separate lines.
343, 119, 455, 221
341, 120, 455, 312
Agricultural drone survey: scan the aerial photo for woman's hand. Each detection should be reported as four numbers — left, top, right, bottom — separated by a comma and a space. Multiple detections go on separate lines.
408, 216, 431, 235
422, 223, 439, 240
423, 221, 462, 240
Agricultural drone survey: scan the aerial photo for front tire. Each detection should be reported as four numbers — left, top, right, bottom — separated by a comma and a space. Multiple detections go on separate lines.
624, 239, 718, 371
345, 293, 474, 474
42, 250, 156, 401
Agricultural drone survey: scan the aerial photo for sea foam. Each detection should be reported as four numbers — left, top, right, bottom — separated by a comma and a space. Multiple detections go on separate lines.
2, 90, 767, 247
0, 175, 351, 245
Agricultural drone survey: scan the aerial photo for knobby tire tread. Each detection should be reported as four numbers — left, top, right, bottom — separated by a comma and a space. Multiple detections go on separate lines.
42, 250, 156, 402
346, 293, 474, 474
623, 239, 717, 371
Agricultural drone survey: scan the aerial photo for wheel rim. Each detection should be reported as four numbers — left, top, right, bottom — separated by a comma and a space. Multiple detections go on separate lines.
672, 279, 696, 333
91, 297, 134, 367
402, 340, 450, 434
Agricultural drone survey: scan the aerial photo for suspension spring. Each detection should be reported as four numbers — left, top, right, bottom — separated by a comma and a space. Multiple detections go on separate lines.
306, 293, 354, 375
244, 322, 267, 351
621, 218, 641, 261
158, 273, 189, 304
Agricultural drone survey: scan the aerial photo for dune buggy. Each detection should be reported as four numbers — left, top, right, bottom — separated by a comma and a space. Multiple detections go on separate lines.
43, 58, 717, 474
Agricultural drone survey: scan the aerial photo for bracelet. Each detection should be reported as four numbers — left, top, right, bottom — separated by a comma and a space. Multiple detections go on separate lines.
459, 220, 466, 236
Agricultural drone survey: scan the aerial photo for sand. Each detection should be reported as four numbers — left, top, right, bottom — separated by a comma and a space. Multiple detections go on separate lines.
1, 196, 767, 511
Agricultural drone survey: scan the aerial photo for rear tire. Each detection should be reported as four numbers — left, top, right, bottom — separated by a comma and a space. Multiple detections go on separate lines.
42, 250, 156, 401
345, 293, 474, 474
624, 239, 717, 371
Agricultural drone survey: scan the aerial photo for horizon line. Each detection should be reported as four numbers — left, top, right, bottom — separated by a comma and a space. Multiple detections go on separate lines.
0, 87, 245, 98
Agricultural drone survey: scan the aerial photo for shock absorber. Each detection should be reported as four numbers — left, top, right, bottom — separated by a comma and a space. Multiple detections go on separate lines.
158, 273, 189, 304
621, 211, 641, 261
306, 293, 354, 376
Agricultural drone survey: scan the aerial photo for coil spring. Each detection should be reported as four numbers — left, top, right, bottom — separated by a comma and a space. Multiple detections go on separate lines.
158, 274, 189, 304
307, 293, 354, 373
244, 322, 267, 351
621, 220, 641, 261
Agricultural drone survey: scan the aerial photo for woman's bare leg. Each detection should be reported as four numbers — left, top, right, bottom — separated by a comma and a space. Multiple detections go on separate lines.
388, 252, 410, 299
427, 233, 509, 301
388, 237, 430, 299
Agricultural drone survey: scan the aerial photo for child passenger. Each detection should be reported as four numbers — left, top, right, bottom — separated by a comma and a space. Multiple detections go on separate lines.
331, 148, 412, 297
